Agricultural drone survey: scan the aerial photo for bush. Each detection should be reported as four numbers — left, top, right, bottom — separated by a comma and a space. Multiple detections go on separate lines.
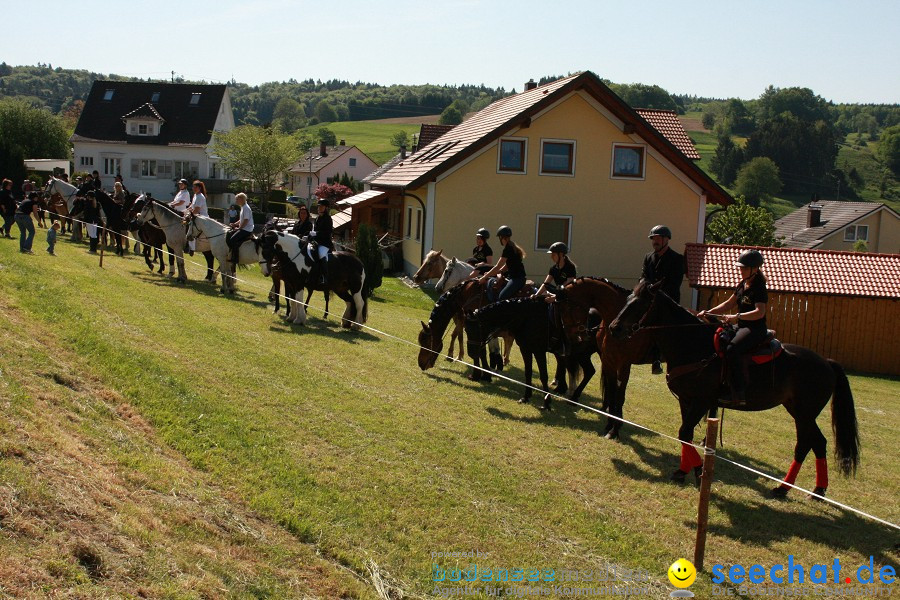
355, 223, 383, 296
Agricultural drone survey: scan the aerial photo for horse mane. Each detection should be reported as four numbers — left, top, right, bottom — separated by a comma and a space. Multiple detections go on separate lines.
150, 199, 183, 218
428, 279, 472, 323
573, 276, 631, 295
636, 279, 706, 327
469, 296, 542, 320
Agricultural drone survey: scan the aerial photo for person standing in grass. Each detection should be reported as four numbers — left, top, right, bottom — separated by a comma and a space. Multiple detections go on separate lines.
15, 192, 41, 254
1, 179, 16, 238
47, 221, 60, 255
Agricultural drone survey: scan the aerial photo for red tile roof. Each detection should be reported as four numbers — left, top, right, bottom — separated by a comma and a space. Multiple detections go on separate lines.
368, 71, 731, 205
417, 124, 454, 149
635, 109, 700, 159
685, 243, 900, 299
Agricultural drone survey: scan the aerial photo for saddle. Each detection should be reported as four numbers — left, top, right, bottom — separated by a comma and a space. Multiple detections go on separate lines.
714, 327, 783, 366
484, 276, 535, 298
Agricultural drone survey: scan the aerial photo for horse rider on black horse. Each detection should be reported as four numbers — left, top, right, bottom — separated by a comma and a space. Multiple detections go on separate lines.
309, 198, 334, 284
641, 225, 685, 374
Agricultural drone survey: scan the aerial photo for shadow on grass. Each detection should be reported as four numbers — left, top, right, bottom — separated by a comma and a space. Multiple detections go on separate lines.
132, 272, 271, 309
266, 318, 381, 344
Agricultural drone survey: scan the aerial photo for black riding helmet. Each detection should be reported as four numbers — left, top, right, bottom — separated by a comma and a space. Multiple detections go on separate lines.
476, 227, 490, 240
648, 225, 672, 239
317, 198, 330, 206
734, 249, 764, 268
496, 225, 512, 238
547, 241, 568, 254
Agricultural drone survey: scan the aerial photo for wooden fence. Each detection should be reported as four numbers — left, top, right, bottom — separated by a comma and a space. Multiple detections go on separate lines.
698, 289, 900, 376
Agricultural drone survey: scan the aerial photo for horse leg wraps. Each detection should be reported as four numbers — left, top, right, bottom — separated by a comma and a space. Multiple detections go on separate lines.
679, 443, 703, 473
815, 457, 828, 490
779, 459, 803, 490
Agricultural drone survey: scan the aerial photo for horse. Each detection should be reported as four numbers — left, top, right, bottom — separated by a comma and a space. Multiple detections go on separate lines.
260, 231, 314, 324
435, 256, 477, 293
184, 214, 264, 294
259, 230, 367, 329
465, 297, 557, 408
44, 192, 72, 234
608, 279, 860, 497
89, 190, 127, 256
44, 177, 82, 241
412, 249, 449, 285
123, 194, 174, 274
135, 198, 188, 283
260, 221, 331, 319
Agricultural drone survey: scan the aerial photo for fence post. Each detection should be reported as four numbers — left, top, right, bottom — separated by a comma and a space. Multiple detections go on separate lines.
694, 417, 719, 571
99, 226, 104, 268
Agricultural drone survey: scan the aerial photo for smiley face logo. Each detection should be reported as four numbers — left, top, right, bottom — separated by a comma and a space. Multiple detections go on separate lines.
668, 558, 696, 588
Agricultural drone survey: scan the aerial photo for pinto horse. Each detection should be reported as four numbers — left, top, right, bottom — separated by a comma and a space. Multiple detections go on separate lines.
608, 279, 860, 497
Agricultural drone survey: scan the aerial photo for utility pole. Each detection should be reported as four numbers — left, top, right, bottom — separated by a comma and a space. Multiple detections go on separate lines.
307, 146, 314, 207
171, 71, 175, 83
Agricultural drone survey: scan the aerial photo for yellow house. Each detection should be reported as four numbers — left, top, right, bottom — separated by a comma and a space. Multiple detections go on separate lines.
363, 71, 731, 304
774, 200, 900, 254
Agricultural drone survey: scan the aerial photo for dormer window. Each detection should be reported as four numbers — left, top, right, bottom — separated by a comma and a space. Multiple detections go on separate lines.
190, 93, 201, 105
151, 92, 160, 103
103, 89, 114, 101
128, 121, 157, 136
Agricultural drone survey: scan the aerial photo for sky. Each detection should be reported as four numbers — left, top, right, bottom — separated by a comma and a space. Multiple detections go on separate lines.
4, 0, 899, 104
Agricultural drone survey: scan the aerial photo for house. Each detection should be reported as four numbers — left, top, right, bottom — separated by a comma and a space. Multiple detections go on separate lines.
287, 142, 378, 199
685, 243, 900, 375
774, 200, 900, 254
351, 71, 730, 301
71, 81, 236, 207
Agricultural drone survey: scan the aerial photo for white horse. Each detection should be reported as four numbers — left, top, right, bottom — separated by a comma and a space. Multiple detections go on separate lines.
136, 198, 188, 283
185, 214, 265, 294
44, 177, 80, 213
435, 257, 476, 293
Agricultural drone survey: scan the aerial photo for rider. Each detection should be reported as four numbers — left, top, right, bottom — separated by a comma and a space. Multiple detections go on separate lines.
187, 180, 215, 281
698, 249, 768, 408
227, 192, 254, 266
170, 179, 191, 214
534, 241, 577, 301
641, 225, 685, 374
83, 191, 102, 254
290, 204, 313, 238
468, 227, 494, 267
310, 198, 334, 284
480, 225, 526, 301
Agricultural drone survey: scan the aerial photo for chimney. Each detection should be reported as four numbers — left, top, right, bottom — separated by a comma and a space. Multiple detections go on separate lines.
320, 141, 327, 157
524, 79, 537, 91
400, 145, 407, 160
807, 202, 823, 228
339, 139, 345, 146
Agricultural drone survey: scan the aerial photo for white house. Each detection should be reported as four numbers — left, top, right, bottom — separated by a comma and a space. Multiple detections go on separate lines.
71, 81, 236, 208
287, 141, 378, 199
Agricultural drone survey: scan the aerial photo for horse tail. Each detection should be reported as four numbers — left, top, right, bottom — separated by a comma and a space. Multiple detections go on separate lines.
829, 359, 860, 477
360, 268, 369, 323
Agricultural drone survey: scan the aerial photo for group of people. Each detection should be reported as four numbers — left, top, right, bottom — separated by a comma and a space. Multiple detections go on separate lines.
461, 223, 768, 407
1, 178, 58, 255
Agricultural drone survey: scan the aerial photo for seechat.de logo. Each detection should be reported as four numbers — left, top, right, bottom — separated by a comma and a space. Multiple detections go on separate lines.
668, 558, 697, 597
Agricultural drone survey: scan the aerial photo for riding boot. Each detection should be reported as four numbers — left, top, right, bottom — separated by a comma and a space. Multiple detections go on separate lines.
721, 357, 748, 407
89, 235, 98, 253
319, 254, 329, 285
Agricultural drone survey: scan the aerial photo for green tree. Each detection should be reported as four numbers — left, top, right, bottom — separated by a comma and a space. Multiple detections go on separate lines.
709, 131, 745, 187
317, 127, 336, 146
439, 105, 462, 125
852, 239, 868, 252
706, 196, 779, 246
877, 125, 900, 175
210, 125, 301, 211
0, 98, 70, 184
757, 86, 831, 124
390, 130, 410, 150
355, 223, 384, 296
314, 101, 338, 123
272, 97, 306, 132
735, 157, 782, 205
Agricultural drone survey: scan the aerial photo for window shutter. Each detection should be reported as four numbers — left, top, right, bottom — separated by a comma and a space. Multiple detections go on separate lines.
131, 159, 139, 177
129, 123, 137, 134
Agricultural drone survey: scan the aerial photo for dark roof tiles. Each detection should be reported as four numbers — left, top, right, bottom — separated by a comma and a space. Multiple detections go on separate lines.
774, 200, 897, 249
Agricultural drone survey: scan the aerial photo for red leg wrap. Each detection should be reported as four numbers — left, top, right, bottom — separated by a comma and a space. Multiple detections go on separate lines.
781, 459, 803, 488
680, 443, 703, 472
815, 458, 828, 489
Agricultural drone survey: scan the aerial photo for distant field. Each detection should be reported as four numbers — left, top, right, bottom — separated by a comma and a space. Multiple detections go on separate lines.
301, 119, 434, 165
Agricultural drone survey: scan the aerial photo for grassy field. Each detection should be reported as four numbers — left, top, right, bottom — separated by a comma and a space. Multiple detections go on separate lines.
301, 120, 429, 165
1, 237, 898, 598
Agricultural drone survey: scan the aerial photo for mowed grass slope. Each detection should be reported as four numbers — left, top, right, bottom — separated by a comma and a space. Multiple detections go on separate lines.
300, 121, 425, 165
1, 238, 898, 598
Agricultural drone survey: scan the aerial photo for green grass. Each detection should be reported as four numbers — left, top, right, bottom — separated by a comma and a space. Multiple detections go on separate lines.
301, 120, 425, 165
1, 237, 898, 598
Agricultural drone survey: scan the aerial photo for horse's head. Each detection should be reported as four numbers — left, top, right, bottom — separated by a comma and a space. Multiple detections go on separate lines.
434, 257, 458, 293
135, 196, 155, 225
609, 279, 664, 340
184, 213, 201, 241
259, 230, 281, 277
69, 196, 86, 217
417, 320, 443, 370
413, 248, 444, 284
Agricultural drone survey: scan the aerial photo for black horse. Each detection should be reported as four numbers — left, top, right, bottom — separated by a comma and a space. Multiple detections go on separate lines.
90, 189, 127, 256
609, 279, 860, 497
122, 195, 174, 274
465, 297, 557, 409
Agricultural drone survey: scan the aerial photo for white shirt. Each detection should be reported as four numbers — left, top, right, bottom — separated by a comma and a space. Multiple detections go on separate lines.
189, 193, 208, 216
170, 189, 190, 210
239, 203, 254, 232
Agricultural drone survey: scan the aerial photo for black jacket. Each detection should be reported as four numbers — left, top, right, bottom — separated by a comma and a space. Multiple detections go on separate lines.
291, 218, 312, 238
312, 212, 333, 249
641, 247, 685, 303
0, 189, 14, 215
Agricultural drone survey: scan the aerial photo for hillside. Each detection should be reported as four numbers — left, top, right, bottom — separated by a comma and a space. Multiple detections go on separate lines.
303, 121, 423, 165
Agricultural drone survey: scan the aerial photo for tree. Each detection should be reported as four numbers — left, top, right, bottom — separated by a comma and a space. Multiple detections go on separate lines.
877, 125, 900, 175
757, 86, 831, 124
0, 98, 70, 185
355, 223, 384, 296
390, 130, 409, 151
314, 182, 353, 204
709, 131, 745, 187
210, 125, 301, 211
439, 105, 462, 125
317, 127, 336, 146
706, 197, 779, 246
735, 157, 782, 205
314, 101, 338, 123
272, 97, 306, 133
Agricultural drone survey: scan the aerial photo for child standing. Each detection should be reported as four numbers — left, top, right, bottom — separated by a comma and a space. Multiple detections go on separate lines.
47, 221, 60, 255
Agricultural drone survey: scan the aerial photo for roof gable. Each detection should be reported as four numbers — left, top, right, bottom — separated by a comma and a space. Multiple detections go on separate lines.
774, 200, 898, 249
685, 243, 900, 298
368, 71, 730, 205
288, 145, 376, 175
73, 81, 227, 146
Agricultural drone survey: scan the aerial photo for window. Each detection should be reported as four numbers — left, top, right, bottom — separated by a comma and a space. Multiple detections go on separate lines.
139, 124, 148, 135
151, 92, 160, 103
406, 206, 413, 238
498, 138, 526, 173
540, 140, 575, 175
843, 225, 869, 242
80, 156, 94, 167
103, 158, 120, 176
535, 214, 572, 251
209, 162, 218, 179
190, 93, 201, 105
415, 208, 423, 242
140, 160, 157, 178
306, 176, 312, 186
349, 158, 357, 167
174, 161, 198, 179
612, 144, 645, 179
102, 89, 114, 101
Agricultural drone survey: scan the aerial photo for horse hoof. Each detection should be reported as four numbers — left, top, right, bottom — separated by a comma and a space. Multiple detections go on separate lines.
517, 397, 530, 404
769, 486, 789, 499
670, 469, 688, 484
603, 431, 619, 441
808, 487, 826, 501
444, 356, 454, 362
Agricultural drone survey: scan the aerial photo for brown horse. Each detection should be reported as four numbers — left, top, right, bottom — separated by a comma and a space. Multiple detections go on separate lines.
45, 192, 72, 234
412, 249, 449, 285
609, 279, 860, 496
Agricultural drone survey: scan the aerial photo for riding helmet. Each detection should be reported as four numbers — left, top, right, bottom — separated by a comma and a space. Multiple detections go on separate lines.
734, 249, 764, 268
317, 198, 331, 206
476, 227, 490, 240
496, 225, 512, 238
648, 225, 672, 239
547, 241, 568, 254
178, 178, 189, 186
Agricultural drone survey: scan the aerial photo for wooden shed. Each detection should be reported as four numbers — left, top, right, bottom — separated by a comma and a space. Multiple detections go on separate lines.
685, 243, 900, 376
